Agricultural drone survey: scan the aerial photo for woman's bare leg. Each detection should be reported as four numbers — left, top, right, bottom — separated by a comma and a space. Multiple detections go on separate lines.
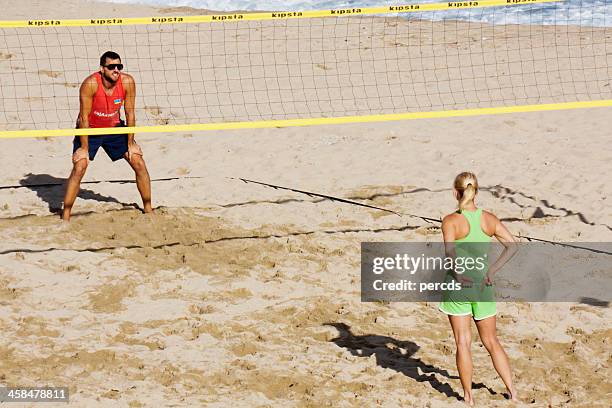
475, 315, 518, 401
449, 315, 474, 406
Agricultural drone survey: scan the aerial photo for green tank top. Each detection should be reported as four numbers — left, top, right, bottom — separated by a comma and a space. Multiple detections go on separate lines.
455, 208, 491, 243
446, 208, 494, 302
454, 208, 490, 282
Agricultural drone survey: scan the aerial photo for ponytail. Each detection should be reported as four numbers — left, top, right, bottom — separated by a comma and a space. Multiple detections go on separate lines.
459, 183, 476, 211
453, 172, 478, 211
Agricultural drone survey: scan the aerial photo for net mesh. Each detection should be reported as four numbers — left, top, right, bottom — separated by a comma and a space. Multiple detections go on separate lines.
0, 2, 611, 131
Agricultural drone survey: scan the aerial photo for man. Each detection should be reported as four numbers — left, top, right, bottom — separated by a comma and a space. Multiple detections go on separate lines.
62, 51, 152, 221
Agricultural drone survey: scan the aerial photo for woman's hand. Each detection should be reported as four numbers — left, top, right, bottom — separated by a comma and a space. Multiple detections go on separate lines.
480, 272, 494, 291
455, 273, 473, 287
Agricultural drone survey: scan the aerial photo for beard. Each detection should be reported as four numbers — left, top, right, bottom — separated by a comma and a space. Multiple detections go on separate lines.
103, 71, 119, 84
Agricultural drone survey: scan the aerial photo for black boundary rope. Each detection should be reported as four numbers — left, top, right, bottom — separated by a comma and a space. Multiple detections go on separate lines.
230, 177, 441, 224
517, 235, 612, 255
231, 177, 611, 256
0, 175, 609, 255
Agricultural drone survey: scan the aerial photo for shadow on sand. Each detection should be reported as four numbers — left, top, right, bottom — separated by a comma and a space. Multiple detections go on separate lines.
325, 322, 500, 402
19, 173, 138, 214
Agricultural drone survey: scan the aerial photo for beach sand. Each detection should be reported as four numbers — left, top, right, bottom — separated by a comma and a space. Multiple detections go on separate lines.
0, 0, 611, 406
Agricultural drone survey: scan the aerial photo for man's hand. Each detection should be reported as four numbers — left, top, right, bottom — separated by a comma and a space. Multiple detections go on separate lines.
72, 147, 89, 164
126, 142, 143, 161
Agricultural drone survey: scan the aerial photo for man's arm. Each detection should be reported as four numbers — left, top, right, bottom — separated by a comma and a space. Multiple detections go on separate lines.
123, 74, 136, 145
77, 76, 96, 148
72, 76, 97, 163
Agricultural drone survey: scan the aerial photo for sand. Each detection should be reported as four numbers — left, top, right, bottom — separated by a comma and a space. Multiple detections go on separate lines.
0, 0, 611, 406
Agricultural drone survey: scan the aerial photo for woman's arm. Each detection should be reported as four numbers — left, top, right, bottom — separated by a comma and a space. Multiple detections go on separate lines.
485, 214, 519, 282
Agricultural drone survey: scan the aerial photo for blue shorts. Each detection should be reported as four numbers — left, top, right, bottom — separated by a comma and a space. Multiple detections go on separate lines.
72, 121, 128, 162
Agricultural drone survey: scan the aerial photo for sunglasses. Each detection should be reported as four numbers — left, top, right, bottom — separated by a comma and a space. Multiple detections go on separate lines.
104, 63, 124, 71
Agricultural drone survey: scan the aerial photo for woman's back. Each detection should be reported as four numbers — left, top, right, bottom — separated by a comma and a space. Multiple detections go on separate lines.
454, 208, 491, 243
444, 208, 500, 241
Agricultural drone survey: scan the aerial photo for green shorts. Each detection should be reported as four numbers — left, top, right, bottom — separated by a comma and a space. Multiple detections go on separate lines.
439, 301, 496, 320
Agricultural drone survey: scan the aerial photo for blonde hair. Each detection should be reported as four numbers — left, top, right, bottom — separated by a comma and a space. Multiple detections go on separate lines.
454, 172, 478, 211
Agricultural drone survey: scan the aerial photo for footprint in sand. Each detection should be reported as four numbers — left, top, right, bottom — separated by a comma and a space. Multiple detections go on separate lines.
145, 105, 177, 125
38, 70, 63, 79
145, 106, 162, 116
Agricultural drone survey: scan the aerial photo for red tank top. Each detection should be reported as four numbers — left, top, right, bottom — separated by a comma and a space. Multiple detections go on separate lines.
88, 72, 125, 128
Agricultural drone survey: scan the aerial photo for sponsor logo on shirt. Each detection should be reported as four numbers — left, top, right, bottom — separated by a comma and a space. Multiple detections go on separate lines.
114, 99, 122, 105
93, 111, 119, 118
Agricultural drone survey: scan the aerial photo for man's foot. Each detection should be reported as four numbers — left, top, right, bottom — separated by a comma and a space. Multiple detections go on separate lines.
61, 208, 71, 221
463, 393, 474, 406
143, 204, 153, 214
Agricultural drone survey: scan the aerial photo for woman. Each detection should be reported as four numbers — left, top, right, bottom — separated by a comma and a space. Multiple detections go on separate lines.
439, 172, 518, 405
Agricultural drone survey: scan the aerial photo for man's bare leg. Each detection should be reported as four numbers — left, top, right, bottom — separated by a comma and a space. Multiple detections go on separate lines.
62, 159, 88, 221
126, 154, 152, 213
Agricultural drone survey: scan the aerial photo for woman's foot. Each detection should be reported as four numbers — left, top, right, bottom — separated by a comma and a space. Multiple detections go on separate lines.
507, 387, 519, 402
463, 393, 474, 406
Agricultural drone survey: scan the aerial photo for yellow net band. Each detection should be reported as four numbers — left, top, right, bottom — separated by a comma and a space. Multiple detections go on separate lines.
0, 0, 562, 28
2, 99, 610, 139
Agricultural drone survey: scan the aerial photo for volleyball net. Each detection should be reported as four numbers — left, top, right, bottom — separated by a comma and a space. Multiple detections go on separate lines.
0, 0, 611, 138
